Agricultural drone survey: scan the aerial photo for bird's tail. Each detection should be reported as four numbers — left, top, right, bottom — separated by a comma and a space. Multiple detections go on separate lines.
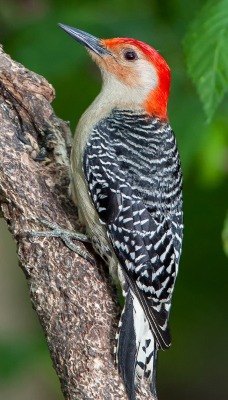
115, 288, 158, 400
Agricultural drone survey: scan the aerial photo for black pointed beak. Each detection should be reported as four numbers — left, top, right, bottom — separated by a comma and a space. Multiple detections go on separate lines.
58, 23, 112, 57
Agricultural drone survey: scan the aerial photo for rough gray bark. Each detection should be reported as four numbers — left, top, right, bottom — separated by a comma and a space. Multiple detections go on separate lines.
0, 45, 153, 400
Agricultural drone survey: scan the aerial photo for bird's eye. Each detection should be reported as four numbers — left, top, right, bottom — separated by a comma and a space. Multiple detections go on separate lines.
123, 50, 138, 61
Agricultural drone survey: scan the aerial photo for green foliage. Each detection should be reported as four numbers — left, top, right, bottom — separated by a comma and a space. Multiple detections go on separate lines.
184, 0, 228, 122
195, 118, 228, 186
222, 212, 228, 257
0, 337, 48, 380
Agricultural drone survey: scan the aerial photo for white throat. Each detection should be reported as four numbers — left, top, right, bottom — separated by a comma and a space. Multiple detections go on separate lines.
99, 59, 158, 111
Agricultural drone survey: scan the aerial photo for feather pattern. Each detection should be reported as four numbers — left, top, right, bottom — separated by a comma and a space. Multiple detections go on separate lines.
83, 109, 183, 397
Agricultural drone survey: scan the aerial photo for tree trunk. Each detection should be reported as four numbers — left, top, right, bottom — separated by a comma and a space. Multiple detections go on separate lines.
0, 45, 153, 400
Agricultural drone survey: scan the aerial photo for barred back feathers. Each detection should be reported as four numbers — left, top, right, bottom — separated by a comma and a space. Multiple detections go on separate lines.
82, 110, 183, 399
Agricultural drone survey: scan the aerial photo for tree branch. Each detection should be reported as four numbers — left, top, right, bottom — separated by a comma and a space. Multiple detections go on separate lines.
0, 45, 153, 400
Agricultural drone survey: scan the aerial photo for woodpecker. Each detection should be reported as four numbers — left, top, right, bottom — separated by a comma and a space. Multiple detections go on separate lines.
59, 23, 183, 400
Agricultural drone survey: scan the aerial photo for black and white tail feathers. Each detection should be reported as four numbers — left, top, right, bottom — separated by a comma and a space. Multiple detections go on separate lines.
115, 288, 158, 400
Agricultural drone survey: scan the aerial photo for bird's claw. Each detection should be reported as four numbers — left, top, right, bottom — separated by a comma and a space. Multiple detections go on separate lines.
27, 218, 95, 265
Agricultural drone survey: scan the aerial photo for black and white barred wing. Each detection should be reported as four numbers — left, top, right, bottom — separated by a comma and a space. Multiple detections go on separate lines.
84, 138, 177, 350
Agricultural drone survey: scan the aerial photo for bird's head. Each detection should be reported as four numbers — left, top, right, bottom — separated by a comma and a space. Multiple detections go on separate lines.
59, 24, 171, 120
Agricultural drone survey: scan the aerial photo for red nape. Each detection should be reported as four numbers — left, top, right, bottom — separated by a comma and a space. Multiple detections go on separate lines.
144, 66, 170, 120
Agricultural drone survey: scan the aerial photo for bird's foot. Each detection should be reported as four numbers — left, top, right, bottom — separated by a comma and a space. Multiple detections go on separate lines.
27, 219, 95, 265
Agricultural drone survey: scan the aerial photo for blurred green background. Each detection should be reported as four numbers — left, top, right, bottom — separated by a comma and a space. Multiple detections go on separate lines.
1, 0, 228, 399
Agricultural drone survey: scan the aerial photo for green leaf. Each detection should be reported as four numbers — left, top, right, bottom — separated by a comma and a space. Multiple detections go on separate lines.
184, 0, 228, 121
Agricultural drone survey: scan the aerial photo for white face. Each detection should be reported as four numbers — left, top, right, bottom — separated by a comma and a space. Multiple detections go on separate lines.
90, 45, 159, 111
102, 60, 158, 108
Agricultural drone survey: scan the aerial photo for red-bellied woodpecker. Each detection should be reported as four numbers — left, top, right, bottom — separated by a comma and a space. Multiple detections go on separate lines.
59, 23, 183, 400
